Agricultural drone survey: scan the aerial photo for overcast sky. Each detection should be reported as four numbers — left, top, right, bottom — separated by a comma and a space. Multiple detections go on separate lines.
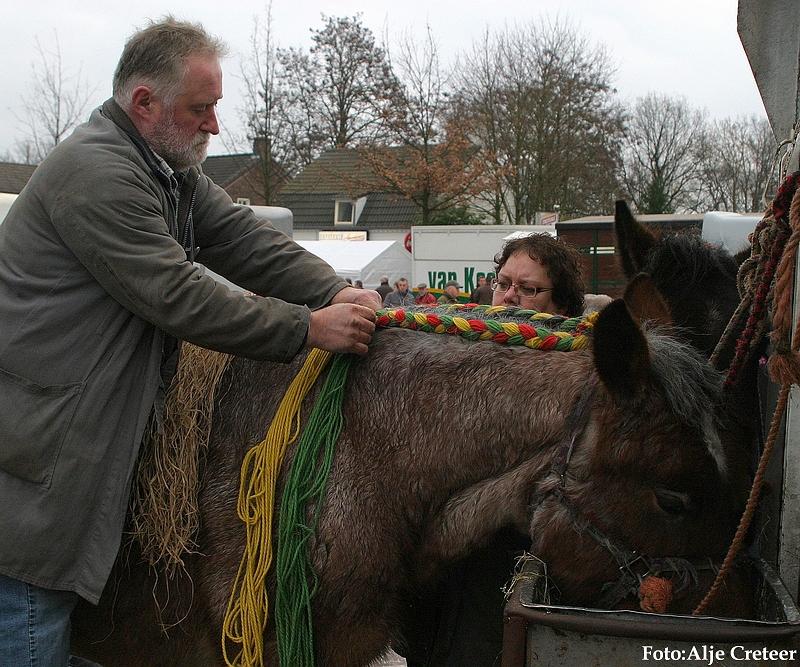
0, 0, 766, 159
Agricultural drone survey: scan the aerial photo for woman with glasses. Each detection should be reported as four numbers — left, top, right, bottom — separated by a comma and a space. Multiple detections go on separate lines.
491, 234, 585, 316
401, 233, 588, 667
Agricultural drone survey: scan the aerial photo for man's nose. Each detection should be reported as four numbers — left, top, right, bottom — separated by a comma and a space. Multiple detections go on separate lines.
201, 107, 220, 135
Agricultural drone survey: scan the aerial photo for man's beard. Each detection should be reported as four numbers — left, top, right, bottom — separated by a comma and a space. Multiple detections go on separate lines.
145, 113, 210, 172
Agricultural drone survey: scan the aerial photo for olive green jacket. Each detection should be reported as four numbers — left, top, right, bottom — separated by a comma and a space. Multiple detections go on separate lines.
0, 99, 346, 603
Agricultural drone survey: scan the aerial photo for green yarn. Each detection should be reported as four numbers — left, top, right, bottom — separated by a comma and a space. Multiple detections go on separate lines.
275, 353, 353, 667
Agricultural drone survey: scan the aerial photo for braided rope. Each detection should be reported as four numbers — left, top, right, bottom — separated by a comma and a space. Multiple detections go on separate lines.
715, 172, 800, 377
770, 180, 800, 382
694, 171, 800, 615
711, 172, 798, 387
376, 304, 597, 351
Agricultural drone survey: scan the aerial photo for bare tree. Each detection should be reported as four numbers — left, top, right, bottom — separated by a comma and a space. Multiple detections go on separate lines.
352, 25, 488, 225
697, 115, 776, 212
12, 31, 98, 164
456, 17, 624, 222
277, 14, 401, 164
620, 93, 707, 214
235, 4, 297, 204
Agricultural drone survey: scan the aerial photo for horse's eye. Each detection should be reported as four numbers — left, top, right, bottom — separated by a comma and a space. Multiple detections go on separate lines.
654, 488, 691, 515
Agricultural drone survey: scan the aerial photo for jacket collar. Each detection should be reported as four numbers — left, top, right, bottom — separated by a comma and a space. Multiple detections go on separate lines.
100, 98, 199, 184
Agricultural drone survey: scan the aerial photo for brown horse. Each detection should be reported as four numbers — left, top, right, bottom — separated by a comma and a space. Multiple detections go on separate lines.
613, 198, 761, 478
71, 291, 751, 667
614, 199, 746, 359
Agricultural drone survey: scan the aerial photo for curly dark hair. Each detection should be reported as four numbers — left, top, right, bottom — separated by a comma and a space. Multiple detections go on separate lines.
494, 234, 585, 317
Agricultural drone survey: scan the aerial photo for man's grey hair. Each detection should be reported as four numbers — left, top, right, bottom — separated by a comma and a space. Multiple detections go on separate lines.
113, 16, 228, 110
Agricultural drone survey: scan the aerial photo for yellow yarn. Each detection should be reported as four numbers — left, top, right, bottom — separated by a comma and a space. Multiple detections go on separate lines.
222, 348, 333, 667
452, 317, 472, 332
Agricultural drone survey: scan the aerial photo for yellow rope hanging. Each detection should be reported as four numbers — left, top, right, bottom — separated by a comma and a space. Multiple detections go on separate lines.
222, 347, 333, 667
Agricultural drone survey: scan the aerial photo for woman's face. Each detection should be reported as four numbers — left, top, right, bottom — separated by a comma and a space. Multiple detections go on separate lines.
492, 251, 564, 315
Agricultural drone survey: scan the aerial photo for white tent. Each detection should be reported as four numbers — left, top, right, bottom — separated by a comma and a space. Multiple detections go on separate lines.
297, 240, 412, 290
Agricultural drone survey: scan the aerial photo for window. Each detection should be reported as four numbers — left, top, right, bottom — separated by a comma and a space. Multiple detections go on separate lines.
335, 199, 354, 225
236, 197, 251, 205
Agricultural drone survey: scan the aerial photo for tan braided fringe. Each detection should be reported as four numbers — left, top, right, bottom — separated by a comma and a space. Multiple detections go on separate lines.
130, 343, 233, 573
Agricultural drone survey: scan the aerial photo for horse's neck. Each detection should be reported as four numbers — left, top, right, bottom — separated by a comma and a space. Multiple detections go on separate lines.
413, 360, 591, 568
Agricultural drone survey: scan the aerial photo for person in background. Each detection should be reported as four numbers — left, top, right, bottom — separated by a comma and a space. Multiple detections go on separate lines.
469, 275, 493, 305
492, 235, 610, 314
376, 275, 393, 301
354, 280, 364, 289
402, 234, 586, 667
490, 234, 584, 315
0, 17, 381, 666
437, 280, 461, 304
382, 277, 416, 308
415, 283, 437, 306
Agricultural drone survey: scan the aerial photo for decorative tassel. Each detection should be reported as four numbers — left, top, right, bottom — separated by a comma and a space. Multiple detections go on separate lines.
638, 575, 673, 613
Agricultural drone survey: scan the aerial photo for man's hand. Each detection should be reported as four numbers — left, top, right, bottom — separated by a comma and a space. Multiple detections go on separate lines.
331, 286, 382, 310
306, 303, 377, 355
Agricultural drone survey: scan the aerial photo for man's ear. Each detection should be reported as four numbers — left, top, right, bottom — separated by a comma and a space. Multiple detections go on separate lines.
128, 85, 159, 124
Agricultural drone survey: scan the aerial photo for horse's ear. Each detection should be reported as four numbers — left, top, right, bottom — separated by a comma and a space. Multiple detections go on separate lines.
593, 298, 652, 396
615, 200, 660, 279
622, 273, 674, 335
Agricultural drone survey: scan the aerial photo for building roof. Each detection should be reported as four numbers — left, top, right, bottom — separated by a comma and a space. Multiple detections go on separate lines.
276, 147, 417, 230
201, 153, 260, 188
0, 162, 38, 194
557, 212, 704, 234
279, 148, 381, 196
278, 191, 418, 229
563, 213, 705, 225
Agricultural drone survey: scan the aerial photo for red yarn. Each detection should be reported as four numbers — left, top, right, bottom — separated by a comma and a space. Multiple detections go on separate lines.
540, 335, 559, 350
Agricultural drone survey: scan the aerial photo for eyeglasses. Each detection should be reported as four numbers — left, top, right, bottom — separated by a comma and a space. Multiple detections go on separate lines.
491, 279, 553, 299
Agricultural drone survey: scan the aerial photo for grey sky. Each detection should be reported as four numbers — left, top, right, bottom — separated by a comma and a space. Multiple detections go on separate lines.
0, 0, 765, 158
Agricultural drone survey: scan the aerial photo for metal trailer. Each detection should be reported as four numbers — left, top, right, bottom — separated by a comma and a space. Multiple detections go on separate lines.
501, 2, 800, 661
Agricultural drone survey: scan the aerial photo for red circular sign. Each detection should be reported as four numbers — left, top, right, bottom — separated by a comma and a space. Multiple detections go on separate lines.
404, 232, 412, 253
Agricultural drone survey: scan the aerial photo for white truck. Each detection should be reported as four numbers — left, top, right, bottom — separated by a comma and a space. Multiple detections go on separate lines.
410, 224, 555, 295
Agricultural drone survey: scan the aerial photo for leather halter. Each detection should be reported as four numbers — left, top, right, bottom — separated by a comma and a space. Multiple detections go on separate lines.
529, 372, 719, 609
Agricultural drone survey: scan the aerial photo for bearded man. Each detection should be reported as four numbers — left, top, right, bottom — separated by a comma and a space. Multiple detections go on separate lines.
0, 16, 380, 665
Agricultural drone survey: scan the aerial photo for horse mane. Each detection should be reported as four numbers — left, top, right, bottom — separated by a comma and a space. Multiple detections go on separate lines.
648, 334, 724, 425
647, 334, 727, 467
644, 233, 740, 290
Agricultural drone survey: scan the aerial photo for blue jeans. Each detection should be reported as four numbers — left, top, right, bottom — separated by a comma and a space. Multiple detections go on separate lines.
0, 572, 97, 667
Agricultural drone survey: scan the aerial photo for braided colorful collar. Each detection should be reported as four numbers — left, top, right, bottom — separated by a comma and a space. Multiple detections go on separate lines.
376, 304, 597, 351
